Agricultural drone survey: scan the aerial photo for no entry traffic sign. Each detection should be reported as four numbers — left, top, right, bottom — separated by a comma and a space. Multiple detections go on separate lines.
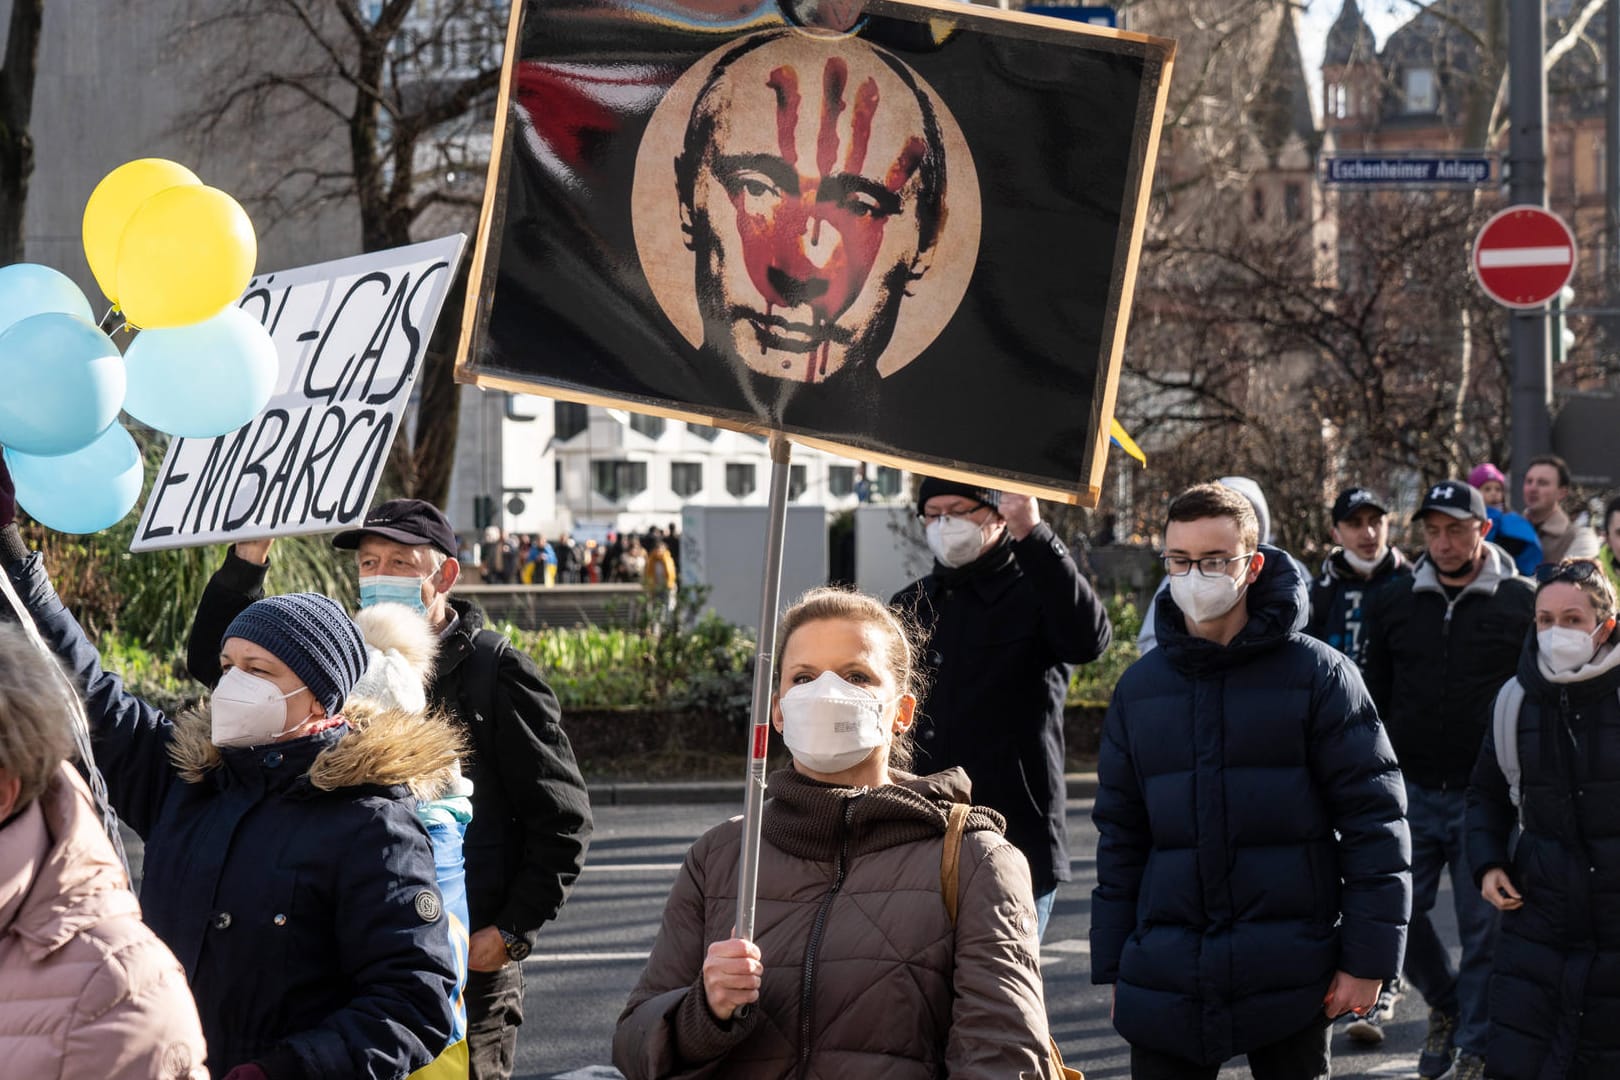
1472, 205, 1577, 309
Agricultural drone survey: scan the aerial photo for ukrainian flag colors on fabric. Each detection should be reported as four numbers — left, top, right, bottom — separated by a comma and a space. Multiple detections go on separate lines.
1110, 419, 1146, 466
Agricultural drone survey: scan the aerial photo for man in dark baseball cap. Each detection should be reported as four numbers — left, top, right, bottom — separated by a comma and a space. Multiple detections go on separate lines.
1417, 479, 1489, 523
332, 498, 459, 559
1359, 478, 1533, 1078
1305, 483, 1413, 1046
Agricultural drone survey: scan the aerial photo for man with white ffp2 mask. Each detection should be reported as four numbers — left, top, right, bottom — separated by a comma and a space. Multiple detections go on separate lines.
892, 477, 1112, 941
1305, 486, 1411, 672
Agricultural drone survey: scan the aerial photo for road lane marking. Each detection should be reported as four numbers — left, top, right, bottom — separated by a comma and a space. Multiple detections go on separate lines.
525, 950, 651, 964
583, 863, 683, 873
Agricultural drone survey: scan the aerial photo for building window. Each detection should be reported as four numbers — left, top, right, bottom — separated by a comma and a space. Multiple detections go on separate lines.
788, 465, 808, 501
1284, 183, 1304, 224
1328, 82, 1346, 119
1251, 188, 1265, 222
874, 466, 902, 497
591, 460, 647, 502
687, 422, 720, 442
671, 461, 703, 497
726, 463, 757, 497
555, 401, 588, 441
1404, 67, 1436, 113
828, 465, 855, 497
554, 460, 562, 494
629, 413, 666, 439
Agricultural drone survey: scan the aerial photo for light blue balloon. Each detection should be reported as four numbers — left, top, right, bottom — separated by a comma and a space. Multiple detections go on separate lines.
122, 305, 279, 437
0, 313, 126, 456
6, 423, 144, 534
0, 263, 94, 337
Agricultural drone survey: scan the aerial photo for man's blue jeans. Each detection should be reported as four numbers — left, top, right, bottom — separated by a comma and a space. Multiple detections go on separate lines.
1034, 887, 1057, 942
1404, 781, 1499, 1057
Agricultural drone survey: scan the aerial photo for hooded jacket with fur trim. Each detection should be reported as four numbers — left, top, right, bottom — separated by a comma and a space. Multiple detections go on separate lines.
1, 548, 460, 1080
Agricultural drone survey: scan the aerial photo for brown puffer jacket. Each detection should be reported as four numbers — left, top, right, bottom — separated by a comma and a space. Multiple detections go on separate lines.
613, 766, 1054, 1079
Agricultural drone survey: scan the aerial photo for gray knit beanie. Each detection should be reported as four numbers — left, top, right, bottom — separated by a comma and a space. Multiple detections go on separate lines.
222, 593, 368, 715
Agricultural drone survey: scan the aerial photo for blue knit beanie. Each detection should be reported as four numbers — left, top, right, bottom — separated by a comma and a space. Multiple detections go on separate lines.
222, 593, 368, 715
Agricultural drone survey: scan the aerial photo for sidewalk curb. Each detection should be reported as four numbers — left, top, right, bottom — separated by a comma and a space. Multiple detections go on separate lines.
588, 772, 1100, 806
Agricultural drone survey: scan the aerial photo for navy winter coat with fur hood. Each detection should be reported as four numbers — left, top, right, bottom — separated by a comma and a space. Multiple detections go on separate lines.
1091, 545, 1412, 1066
1, 547, 459, 1080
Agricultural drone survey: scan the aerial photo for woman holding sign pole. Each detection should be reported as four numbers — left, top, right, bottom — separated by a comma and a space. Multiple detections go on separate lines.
612, 587, 1059, 1079
0, 461, 460, 1080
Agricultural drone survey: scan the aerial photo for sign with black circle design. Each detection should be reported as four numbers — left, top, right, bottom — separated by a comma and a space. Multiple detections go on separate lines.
456, 0, 1174, 506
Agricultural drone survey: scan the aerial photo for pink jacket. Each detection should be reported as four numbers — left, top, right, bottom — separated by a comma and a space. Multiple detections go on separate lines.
0, 764, 208, 1080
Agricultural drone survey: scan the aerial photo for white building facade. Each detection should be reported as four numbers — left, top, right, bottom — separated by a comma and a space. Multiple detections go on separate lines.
445, 388, 912, 539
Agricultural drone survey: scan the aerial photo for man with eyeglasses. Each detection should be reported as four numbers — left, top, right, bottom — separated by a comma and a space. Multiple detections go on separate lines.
1362, 480, 1535, 1080
1093, 482, 1409, 1079
891, 477, 1112, 940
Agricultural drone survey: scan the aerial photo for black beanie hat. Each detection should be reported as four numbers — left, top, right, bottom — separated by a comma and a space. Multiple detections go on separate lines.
916, 477, 1002, 517
222, 593, 368, 715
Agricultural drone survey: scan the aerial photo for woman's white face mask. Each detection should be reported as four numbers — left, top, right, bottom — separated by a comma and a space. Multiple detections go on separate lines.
1538, 624, 1604, 674
211, 668, 314, 749
778, 670, 891, 774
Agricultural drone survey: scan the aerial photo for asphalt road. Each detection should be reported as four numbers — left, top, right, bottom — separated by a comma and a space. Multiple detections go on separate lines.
522, 798, 1460, 1079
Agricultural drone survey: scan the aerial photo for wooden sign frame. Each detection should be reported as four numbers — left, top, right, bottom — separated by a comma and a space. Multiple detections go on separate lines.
455, 0, 1173, 506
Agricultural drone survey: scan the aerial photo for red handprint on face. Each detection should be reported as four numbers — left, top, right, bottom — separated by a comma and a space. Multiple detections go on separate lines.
717, 58, 927, 381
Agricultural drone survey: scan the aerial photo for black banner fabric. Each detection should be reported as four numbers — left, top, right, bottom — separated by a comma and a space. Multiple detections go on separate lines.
459, 0, 1172, 504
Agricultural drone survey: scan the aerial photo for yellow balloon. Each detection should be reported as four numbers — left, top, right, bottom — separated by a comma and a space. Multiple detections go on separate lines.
114, 186, 258, 330
81, 158, 202, 303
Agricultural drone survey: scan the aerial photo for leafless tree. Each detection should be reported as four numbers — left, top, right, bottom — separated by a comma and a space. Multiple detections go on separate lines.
181, 0, 505, 508
0, 0, 43, 264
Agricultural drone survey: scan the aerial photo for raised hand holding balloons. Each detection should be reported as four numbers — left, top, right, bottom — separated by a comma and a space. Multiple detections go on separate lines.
0, 313, 126, 456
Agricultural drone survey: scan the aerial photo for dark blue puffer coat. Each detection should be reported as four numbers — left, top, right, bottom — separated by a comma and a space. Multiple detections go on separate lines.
2, 549, 458, 1080
1091, 546, 1411, 1065
1467, 634, 1620, 1080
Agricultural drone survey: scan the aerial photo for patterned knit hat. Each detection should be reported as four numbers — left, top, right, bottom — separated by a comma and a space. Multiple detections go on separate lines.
222, 593, 368, 715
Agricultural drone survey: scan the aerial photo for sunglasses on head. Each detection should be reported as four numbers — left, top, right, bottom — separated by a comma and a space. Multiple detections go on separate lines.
1535, 560, 1602, 585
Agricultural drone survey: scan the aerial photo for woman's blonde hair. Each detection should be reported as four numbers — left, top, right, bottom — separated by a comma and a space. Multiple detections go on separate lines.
775, 586, 923, 770
0, 622, 77, 812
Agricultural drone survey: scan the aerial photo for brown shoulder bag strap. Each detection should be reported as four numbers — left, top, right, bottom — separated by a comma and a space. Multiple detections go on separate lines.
940, 802, 972, 925
937, 802, 1084, 1080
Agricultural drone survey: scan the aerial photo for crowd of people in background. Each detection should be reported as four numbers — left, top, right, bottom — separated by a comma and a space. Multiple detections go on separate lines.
13, 450, 1620, 1080
475, 525, 682, 592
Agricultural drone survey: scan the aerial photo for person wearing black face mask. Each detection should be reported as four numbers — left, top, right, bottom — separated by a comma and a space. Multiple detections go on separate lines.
890, 477, 1112, 941
1362, 479, 1536, 1080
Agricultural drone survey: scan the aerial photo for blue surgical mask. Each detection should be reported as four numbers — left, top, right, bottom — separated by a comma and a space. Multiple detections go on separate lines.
359, 574, 427, 614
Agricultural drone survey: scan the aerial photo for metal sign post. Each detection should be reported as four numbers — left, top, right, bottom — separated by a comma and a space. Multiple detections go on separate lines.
734, 433, 793, 945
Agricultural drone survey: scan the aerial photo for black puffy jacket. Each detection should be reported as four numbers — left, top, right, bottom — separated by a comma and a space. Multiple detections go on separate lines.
1304, 546, 1410, 669
1091, 546, 1411, 1066
892, 523, 1112, 895
1362, 543, 1535, 790
1467, 635, 1620, 1079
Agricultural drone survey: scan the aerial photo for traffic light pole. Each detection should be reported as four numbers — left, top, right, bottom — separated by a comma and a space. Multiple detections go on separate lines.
1509, 0, 1551, 480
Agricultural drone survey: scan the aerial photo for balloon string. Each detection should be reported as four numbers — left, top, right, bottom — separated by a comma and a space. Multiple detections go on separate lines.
0, 559, 130, 876
98, 306, 117, 332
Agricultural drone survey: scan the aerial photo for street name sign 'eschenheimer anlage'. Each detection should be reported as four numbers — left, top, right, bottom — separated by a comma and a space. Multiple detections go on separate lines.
1321, 152, 1497, 187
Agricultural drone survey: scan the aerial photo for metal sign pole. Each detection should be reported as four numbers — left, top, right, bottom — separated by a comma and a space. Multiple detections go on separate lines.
734, 433, 793, 945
